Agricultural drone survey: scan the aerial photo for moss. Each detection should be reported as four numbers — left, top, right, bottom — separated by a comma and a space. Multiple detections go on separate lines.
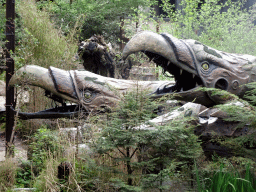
195, 41, 222, 58
203, 45, 222, 58
93, 80, 105, 86
195, 41, 202, 45
84, 77, 105, 85
84, 77, 98, 81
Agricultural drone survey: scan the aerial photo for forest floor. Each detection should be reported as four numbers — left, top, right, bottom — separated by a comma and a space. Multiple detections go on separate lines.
0, 131, 27, 162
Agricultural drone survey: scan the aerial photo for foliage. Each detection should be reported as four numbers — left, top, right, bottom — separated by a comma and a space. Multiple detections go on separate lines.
67, 158, 98, 191
16, 161, 33, 188
33, 157, 60, 192
196, 163, 256, 192
94, 88, 202, 190
94, 88, 159, 190
140, 117, 202, 191
25, 125, 99, 191
0, 159, 17, 191
243, 82, 256, 105
15, 0, 78, 69
38, 0, 152, 42
0, 1, 5, 47
28, 127, 63, 174
160, 0, 256, 56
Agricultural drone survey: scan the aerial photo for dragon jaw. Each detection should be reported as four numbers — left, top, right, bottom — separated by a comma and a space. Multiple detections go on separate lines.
122, 31, 256, 105
8, 65, 172, 119
8, 65, 120, 119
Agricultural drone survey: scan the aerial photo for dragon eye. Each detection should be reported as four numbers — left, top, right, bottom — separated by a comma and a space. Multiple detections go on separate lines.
82, 89, 97, 103
84, 91, 92, 99
201, 62, 209, 70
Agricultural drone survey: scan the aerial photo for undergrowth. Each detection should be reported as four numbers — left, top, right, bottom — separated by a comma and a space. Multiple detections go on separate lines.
196, 160, 256, 192
0, 159, 17, 191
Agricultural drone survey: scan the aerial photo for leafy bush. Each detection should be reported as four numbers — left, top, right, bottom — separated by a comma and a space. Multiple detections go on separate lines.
16, 161, 33, 188
139, 116, 202, 191
68, 159, 98, 191
33, 157, 60, 192
28, 127, 63, 175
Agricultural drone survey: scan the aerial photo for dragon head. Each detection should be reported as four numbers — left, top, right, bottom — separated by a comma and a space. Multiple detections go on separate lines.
8, 65, 169, 119
8, 65, 120, 119
122, 31, 256, 106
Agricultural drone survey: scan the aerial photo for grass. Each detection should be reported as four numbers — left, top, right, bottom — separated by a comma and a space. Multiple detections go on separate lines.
0, 159, 17, 191
196, 163, 256, 192
16, 0, 79, 70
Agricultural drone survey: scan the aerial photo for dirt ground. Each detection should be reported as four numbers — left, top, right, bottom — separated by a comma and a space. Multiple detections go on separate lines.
0, 131, 27, 162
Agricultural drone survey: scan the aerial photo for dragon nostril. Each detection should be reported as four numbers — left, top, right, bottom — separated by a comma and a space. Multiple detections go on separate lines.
215, 78, 228, 90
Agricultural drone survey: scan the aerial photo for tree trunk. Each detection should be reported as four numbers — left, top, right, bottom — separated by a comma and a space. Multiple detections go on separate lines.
126, 147, 133, 186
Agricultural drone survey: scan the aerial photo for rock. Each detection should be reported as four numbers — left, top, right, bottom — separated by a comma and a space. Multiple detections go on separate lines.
16, 90, 30, 105
64, 143, 92, 158
0, 80, 5, 96
195, 102, 255, 159
0, 96, 5, 112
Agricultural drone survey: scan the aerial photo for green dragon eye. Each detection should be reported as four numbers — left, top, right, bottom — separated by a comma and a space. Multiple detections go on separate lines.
202, 63, 209, 70
84, 91, 92, 99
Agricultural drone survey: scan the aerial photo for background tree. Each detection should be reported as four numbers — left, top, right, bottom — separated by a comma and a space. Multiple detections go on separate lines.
39, 0, 153, 42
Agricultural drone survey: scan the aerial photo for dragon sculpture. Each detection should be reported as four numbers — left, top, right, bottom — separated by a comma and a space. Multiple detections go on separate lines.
8, 31, 256, 156
78, 35, 116, 78
78, 35, 133, 79
9, 31, 256, 116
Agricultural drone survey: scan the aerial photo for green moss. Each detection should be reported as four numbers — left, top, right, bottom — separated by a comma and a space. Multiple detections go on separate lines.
195, 41, 202, 45
84, 77, 98, 81
195, 41, 222, 58
84, 77, 105, 85
203, 45, 222, 58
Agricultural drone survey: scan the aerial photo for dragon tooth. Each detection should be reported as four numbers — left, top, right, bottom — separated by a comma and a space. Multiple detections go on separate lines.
167, 61, 171, 66
180, 69, 183, 75
192, 74, 195, 78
